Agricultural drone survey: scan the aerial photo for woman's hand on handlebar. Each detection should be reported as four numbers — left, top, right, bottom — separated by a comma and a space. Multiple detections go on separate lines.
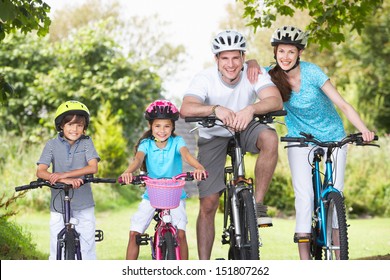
360, 130, 376, 142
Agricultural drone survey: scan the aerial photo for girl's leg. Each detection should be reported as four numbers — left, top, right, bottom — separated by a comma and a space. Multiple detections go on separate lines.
171, 200, 188, 259
128, 199, 155, 260
177, 229, 188, 260
126, 231, 141, 260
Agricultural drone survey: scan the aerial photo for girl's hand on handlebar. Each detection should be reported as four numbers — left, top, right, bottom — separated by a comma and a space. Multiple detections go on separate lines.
120, 172, 133, 185
193, 169, 208, 181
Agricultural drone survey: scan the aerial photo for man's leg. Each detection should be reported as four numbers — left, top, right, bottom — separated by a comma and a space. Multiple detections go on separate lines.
254, 129, 278, 226
196, 193, 220, 260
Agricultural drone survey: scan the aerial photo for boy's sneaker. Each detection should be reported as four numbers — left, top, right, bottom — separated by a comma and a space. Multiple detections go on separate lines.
256, 203, 273, 227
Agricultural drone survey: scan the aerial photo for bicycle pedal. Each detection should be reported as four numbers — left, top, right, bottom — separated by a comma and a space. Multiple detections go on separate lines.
258, 224, 273, 228
95, 229, 104, 242
215, 258, 225, 260
136, 234, 150, 246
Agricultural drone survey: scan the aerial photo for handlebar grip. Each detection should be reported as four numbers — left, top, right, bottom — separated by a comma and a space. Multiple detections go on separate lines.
269, 110, 287, 117
185, 117, 204, 122
15, 184, 32, 192
280, 137, 304, 142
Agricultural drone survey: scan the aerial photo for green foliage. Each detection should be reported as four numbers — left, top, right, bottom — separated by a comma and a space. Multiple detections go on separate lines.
93, 100, 128, 178
344, 137, 390, 218
0, 0, 51, 41
239, 0, 384, 49
0, 217, 46, 259
0, 21, 161, 144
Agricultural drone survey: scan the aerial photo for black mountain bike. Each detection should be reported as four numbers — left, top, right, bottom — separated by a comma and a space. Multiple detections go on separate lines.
186, 110, 286, 260
15, 174, 117, 260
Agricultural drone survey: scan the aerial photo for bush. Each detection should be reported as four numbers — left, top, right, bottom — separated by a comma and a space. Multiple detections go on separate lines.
0, 217, 46, 259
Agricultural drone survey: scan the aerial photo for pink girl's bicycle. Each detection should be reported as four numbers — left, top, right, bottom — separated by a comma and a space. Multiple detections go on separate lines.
119, 172, 206, 260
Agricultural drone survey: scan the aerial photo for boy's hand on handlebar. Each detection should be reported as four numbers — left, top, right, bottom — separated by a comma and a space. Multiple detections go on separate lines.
59, 178, 84, 189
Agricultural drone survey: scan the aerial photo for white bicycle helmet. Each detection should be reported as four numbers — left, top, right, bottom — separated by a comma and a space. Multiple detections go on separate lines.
211, 30, 246, 55
271, 26, 309, 49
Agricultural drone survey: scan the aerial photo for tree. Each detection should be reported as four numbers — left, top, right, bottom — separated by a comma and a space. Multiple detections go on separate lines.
0, 0, 51, 40
0, 21, 161, 143
0, 0, 51, 103
239, 0, 384, 49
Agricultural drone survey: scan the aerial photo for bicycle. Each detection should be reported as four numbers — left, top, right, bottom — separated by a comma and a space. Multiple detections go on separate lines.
119, 172, 206, 260
15, 174, 117, 260
280, 132, 379, 260
185, 110, 286, 260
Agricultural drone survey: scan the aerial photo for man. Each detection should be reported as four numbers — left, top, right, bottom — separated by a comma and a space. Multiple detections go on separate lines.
180, 30, 283, 260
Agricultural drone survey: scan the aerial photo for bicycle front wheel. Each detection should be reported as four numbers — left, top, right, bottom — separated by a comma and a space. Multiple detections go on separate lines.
64, 229, 77, 260
236, 189, 260, 260
161, 231, 177, 260
324, 192, 349, 260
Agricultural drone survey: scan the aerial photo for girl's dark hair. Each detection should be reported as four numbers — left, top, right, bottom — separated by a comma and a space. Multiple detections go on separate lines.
134, 119, 177, 172
268, 47, 293, 102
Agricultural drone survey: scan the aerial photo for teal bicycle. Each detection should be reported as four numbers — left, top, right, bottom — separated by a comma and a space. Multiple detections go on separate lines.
281, 132, 379, 260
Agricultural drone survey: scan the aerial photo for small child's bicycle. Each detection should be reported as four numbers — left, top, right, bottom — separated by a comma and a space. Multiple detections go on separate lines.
119, 172, 206, 260
15, 174, 117, 260
281, 132, 379, 260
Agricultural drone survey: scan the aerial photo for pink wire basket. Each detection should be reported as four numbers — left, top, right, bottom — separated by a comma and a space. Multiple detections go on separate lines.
145, 179, 185, 209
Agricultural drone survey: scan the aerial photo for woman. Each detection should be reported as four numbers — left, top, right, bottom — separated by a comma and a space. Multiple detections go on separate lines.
268, 26, 375, 259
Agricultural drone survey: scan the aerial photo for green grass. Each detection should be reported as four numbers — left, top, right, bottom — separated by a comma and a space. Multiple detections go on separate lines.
10, 197, 390, 260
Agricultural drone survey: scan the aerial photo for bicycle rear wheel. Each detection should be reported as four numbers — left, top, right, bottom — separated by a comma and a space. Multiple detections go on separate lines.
229, 188, 260, 260
160, 231, 177, 260
324, 192, 349, 260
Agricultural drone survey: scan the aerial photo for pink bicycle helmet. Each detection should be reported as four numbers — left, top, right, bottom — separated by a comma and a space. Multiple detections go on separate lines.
144, 100, 179, 121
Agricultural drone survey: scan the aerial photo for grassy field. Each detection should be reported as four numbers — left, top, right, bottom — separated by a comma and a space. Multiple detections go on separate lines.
11, 197, 390, 260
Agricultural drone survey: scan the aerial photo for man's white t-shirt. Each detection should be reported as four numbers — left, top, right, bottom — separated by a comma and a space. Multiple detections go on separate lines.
183, 63, 275, 139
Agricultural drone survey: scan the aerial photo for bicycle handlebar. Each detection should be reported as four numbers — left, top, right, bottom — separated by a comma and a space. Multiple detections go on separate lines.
281, 132, 380, 148
15, 175, 117, 192
185, 110, 287, 127
118, 171, 208, 185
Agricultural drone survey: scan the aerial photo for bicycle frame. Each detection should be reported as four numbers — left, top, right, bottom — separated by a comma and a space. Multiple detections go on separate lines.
185, 110, 286, 260
312, 147, 343, 251
152, 210, 181, 260
120, 172, 203, 260
281, 132, 379, 260
222, 133, 259, 256
15, 175, 116, 260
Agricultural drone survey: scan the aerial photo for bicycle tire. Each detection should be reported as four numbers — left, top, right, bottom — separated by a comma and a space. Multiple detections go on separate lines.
324, 192, 349, 260
64, 229, 76, 260
228, 189, 260, 260
310, 221, 323, 260
238, 189, 260, 260
160, 231, 177, 260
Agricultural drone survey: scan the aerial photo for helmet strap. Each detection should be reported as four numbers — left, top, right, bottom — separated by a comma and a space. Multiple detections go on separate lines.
150, 136, 168, 143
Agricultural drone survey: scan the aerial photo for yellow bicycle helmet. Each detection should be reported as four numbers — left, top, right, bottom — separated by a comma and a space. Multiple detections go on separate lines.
54, 100, 90, 131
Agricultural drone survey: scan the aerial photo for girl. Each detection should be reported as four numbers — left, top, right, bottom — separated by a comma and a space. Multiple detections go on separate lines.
120, 100, 207, 260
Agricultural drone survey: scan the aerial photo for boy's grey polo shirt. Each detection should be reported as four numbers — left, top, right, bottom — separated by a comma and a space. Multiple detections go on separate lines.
37, 134, 100, 212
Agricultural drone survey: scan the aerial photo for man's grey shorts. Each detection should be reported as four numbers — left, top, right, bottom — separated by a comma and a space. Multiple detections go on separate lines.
197, 121, 275, 198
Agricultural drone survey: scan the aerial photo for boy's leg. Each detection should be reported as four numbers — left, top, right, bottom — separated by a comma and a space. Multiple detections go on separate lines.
74, 207, 96, 260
